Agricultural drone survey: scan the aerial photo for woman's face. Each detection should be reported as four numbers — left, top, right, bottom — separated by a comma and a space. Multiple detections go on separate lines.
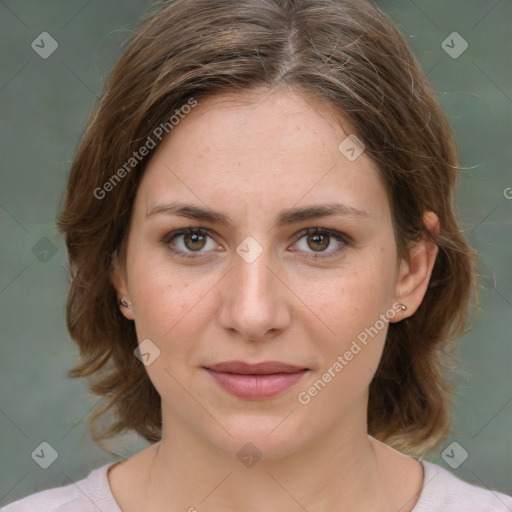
113, 87, 434, 459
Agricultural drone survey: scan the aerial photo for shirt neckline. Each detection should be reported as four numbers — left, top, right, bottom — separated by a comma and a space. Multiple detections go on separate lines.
97, 459, 433, 511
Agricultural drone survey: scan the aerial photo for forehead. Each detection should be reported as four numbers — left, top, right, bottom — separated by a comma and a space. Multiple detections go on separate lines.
135, 87, 389, 224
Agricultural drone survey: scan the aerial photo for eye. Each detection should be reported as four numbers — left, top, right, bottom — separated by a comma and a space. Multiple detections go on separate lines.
162, 227, 349, 261
291, 228, 349, 260
163, 228, 220, 259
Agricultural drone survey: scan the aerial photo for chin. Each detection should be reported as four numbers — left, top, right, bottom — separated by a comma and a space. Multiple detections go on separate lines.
201, 413, 309, 462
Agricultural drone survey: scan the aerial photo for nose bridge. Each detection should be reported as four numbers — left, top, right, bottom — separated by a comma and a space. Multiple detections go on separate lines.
235, 244, 274, 300
218, 237, 290, 340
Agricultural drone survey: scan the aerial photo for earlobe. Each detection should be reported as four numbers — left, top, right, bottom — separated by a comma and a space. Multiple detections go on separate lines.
110, 250, 135, 320
390, 212, 439, 322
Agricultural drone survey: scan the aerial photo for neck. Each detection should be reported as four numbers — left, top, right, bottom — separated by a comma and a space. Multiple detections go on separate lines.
140, 414, 419, 512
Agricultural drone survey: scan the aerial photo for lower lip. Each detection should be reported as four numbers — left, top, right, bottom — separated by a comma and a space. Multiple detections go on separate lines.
205, 369, 308, 399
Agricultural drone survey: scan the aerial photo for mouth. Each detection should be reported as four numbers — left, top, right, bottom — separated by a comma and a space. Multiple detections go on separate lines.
203, 360, 309, 399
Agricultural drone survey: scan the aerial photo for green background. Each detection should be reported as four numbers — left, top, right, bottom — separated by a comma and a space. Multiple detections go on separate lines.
1, 0, 511, 504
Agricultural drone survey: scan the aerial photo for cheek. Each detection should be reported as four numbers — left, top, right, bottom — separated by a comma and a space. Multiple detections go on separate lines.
300, 249, 395, 335
128, 259, 218, 351
294, 266, 394, 416
295, 247, 396, 393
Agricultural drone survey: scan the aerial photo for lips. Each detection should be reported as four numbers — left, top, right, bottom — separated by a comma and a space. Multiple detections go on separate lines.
206, 360, 307, 375
204, 360, 309, 399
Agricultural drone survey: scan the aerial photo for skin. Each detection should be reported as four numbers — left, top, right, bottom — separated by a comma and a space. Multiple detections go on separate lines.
110, 86, 439, 512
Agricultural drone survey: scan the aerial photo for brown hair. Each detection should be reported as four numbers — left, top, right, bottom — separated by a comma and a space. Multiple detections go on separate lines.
57, 0, 478, 456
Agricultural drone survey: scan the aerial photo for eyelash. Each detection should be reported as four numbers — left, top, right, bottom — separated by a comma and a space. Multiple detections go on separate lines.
162, 227, 350, 261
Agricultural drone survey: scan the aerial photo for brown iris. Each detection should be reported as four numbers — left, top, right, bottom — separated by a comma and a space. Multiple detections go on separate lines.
183, 231, 207, 251
307, 232, 330, 252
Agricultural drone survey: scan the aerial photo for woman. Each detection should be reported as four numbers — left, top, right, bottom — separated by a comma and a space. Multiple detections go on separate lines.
5, 0, 511, 510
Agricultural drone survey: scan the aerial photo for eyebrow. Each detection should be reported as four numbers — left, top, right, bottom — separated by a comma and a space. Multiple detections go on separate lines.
146, 201, 369, 228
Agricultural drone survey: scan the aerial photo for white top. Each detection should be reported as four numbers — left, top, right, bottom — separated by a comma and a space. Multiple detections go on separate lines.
3, 460, 512, 511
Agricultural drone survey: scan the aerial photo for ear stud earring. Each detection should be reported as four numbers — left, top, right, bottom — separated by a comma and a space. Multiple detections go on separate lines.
118, 298, 132, 308
399, 304, 407, 311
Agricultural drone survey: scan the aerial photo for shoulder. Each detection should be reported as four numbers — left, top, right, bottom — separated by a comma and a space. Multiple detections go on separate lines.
414, 460, 512, 512
1, 463, 121, 512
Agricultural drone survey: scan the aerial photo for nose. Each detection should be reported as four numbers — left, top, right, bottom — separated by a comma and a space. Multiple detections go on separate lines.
216, 243, 292, 342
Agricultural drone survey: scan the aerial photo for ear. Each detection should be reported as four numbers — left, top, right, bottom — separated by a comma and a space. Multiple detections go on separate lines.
390, 211, 439, 322
110, 249, 135, 320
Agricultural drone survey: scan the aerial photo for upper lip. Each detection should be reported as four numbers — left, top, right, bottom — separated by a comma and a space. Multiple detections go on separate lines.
205, 361, 308, 375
